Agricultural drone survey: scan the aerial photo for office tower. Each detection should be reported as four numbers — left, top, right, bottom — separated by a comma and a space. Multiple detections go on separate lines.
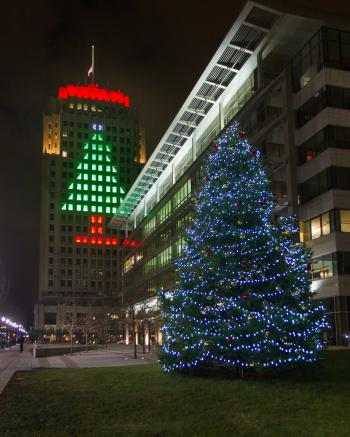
35, 82, 145, 339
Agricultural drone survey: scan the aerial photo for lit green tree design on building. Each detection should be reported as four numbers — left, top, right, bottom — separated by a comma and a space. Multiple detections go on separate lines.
62, 123, 125, 215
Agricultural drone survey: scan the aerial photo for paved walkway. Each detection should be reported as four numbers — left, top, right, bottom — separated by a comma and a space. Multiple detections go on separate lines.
0, 344, 158, 395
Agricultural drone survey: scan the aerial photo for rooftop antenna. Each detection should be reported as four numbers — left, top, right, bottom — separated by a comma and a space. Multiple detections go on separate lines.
88, 45, 95, 84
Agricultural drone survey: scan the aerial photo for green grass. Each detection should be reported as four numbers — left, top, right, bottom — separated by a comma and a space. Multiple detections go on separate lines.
1, 351, 350, 437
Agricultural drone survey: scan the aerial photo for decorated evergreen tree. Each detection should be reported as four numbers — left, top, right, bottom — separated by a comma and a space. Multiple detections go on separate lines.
160, 122, 327, 373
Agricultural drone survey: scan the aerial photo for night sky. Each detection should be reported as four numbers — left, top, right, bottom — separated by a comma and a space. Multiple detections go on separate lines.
1, 0, 349, 325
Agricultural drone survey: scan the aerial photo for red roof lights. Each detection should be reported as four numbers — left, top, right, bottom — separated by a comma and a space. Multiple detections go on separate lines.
57, 84, 130, 108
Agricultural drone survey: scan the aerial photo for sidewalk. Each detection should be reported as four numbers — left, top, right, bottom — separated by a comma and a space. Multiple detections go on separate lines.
0, 344, 158, 395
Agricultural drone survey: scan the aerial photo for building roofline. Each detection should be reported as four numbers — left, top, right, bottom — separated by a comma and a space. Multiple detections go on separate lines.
110, 1, 283, 228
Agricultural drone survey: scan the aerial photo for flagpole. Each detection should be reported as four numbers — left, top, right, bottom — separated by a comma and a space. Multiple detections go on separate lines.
92, 45, 95, 84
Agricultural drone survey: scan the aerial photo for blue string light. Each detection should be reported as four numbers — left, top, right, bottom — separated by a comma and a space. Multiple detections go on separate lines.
160, 121, 328, 373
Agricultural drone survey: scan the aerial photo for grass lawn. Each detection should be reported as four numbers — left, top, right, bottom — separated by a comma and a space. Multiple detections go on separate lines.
0, 351, 350, 437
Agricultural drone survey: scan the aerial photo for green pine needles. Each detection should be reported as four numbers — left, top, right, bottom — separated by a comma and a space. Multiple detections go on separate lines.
160, 121, 328, 373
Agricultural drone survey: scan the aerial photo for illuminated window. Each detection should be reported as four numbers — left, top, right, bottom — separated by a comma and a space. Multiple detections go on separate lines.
311, 217, 321, 239
69, 103, 74, 109
91, 105, 96, 112
62, 150, 68, 158
83, 104, 88, 111
77, 103, 82, 110
61, 130, 124, 214
321, 213, 330, 236
340, 210, 350, 232
77, 194, 82, 201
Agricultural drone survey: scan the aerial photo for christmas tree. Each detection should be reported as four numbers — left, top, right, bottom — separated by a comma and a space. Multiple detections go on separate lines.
160, 122, 327, 373
62, 123, 125, 215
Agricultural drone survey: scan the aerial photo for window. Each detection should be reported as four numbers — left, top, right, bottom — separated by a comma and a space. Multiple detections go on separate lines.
174, 179, 191, 209
340, 210, 350, 232
311, 253, 336, 281
158, 200, 172, 224
143, 216, 156, 238
300, 211, 330, 241
158, 246, 172, 267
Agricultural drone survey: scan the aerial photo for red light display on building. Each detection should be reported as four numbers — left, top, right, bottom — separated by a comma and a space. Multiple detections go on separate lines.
74, 216, 142, 247
57, 84, 130, 108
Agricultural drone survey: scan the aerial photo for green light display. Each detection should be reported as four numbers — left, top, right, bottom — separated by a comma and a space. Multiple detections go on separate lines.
62, 124, 125, 214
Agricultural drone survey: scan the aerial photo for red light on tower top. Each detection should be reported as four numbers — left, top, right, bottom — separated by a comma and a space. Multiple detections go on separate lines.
57, 84, 130, 108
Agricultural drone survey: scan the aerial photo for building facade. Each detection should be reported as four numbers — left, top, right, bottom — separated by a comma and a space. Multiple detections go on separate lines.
35, 83, 145, 338
112, 2, 350, 346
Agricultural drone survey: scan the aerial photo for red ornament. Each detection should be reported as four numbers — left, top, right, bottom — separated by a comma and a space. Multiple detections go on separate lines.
240, 261, 248, 270
204, 176, 209, 182
206, 249, 214, 257
227, 335, 234, 344
304, 264, 312, 271
235, 199, 242, 206
242, 292, 250, 301
261, 198, 267, 205
250, 150, 257, 157
169, 339, 176, 347
211, 144, 218, 153
272, 215, 279, 222
237, 131, 246, 139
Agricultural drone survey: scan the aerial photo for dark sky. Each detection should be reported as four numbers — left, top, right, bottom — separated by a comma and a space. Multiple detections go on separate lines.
1, 0, 350, 325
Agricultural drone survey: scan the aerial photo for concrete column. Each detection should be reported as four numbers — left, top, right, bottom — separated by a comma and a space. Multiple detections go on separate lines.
257, 49, 263, 90
157, 328, 162, 345
282, 71, 299, 214
125, 322, 129, 345
219, 101, 225, 130
145, 327, 150, 347
135, 325, 139, 345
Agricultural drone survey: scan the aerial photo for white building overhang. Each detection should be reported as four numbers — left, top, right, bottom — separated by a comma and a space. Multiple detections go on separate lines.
109, 1, 319, 231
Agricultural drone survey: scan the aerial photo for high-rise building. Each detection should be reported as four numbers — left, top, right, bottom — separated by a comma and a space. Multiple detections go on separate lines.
34, 82, 145, 338
113, 2, 350, 346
